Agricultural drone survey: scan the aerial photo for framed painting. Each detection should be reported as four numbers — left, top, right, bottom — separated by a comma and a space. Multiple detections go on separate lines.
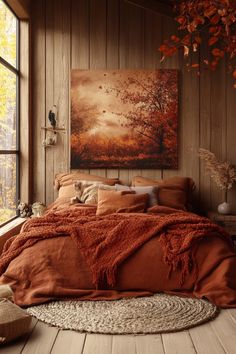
71, 69, 178, 169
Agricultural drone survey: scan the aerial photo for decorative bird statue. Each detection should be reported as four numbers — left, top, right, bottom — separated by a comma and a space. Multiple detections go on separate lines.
48, 105, 57, 129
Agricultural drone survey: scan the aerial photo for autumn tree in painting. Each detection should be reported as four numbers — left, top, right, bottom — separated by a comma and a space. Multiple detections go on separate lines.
71, 70, 178, 169
103, 70, 177, 155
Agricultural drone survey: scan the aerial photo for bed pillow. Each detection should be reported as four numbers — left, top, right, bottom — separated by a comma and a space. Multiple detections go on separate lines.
96, 189, 149, 216
55, 172, 120, 189
58, 184, 75, 199
74, 181, 115, 204
0, 299, 32, 344
115, 184, 158, 207
0, 285, 13, 300
132, 176, 195, 211
54, 172, 119, 199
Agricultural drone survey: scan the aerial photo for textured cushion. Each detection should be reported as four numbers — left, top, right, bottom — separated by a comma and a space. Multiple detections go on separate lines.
0, 285, 13, 300
58, 184, 75, 199
55, 172, 119, 190
132, 176, 195, 211
96, 189, 149, 216
58, 180, 99, 203
74, 181, 115, 204
0, 299, 32, 344
55, 172, 119, 199
115, 184, 158, 207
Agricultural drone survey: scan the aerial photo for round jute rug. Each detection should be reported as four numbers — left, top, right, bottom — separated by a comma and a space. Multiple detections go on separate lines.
27, 294, 219, 334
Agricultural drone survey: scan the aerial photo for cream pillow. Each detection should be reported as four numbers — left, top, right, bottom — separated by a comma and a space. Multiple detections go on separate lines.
0, 285, 13, 300
0, 299, 32, 344
115, 184, 158, 207
74, 181, 115, 204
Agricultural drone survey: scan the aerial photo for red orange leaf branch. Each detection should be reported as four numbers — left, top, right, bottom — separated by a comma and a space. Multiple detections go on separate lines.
159, 0, 236, 87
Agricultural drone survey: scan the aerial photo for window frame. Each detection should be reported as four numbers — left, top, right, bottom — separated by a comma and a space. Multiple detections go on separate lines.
0, 1, 20, 226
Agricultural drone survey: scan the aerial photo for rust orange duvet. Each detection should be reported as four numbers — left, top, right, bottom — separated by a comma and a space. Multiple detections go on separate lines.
0, 202, 236, 308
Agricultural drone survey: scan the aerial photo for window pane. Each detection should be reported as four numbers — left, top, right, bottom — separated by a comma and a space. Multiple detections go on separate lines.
0, 64, 17, 150
0, 0, 17, 67
0, 154, 17, 225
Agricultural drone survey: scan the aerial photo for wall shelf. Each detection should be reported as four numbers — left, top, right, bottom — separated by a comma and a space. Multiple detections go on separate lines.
41, 127, 66, 133
41, 126, 66, 147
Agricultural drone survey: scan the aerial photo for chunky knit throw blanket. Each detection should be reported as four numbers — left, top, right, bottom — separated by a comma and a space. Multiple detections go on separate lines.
0, 207, 232, 288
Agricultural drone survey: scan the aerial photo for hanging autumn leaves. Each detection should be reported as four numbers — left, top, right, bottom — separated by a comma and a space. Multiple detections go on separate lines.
159, 0, 236, 87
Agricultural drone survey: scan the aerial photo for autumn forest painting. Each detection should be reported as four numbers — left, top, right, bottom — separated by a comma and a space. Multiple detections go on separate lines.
71, 69, 178, 169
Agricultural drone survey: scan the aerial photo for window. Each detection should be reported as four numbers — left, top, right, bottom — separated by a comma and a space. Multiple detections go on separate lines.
0, 0, 19, 225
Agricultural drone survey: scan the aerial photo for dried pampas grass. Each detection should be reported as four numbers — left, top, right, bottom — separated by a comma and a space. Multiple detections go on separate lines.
199, 149, 236, 197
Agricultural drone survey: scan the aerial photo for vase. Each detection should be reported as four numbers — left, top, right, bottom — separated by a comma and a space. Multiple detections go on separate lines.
217, 202, 231, 215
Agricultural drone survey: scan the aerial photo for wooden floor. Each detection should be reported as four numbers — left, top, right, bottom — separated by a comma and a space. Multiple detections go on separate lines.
1, 309, 236, 354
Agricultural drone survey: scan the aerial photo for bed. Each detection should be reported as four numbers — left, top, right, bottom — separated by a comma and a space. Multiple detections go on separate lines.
0, 173, 236, 309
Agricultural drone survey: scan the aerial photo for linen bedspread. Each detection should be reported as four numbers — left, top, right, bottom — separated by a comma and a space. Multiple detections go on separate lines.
0, 203, 236, 308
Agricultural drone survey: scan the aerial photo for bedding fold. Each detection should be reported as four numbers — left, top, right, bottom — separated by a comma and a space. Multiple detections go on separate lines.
0, 204, 236, 308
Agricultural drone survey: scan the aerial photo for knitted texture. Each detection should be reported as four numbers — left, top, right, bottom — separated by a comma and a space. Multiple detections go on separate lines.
0, 208, 232, 288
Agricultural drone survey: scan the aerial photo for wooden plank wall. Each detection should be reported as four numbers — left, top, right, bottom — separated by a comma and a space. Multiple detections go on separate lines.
31, 0, 236, 213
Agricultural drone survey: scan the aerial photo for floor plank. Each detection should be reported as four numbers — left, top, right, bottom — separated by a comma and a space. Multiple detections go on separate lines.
210, 310, 236, 354
227, 308, 236, 323
83, 334, 112, 354
112, 335, 136, 354
1, 310, 236, 354
162, 331, 196, 354
21, 321, 59, 354
0, 318, 38, 354
189, 322, 225, 354
51, 330, 86, 354
135, 334, 165, 354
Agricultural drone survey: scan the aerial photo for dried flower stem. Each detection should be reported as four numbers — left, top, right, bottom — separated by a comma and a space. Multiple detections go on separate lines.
199, 148, 236, 201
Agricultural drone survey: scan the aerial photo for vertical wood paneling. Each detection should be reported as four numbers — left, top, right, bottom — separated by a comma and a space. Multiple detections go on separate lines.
71, 0, 90, 70
144, 10, 162, 69
45, 0, 54, 205
32, 0, 46, 203
210, 60, 227, 211
127, 2, 144, 182
53, 0, 70, 200
161, 18, 181, 180
106, 0, 120, 180
89, 0, 107, 178
107, 0, 119, 70
161, 16, 200, 211
199, 35, 211, 212
179, 61, 200, 211
161, 18, 180, 70
118, 0, 129, 184
141, 10, 162, 180
119, 1, 144, 183
90, 0, 107, 69
31, 0, 235, 211
226, 73, 236, 213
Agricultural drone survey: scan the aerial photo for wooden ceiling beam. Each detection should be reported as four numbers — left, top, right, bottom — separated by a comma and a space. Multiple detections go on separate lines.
124, 0, 174, 17
4, 0, 31, 20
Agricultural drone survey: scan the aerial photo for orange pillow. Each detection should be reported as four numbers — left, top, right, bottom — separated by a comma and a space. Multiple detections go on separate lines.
132, 176, 195, 211
96, 189, 149, 216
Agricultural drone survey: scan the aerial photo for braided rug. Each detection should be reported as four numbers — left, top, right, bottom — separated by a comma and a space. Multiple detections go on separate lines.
27, 294, 218, 334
